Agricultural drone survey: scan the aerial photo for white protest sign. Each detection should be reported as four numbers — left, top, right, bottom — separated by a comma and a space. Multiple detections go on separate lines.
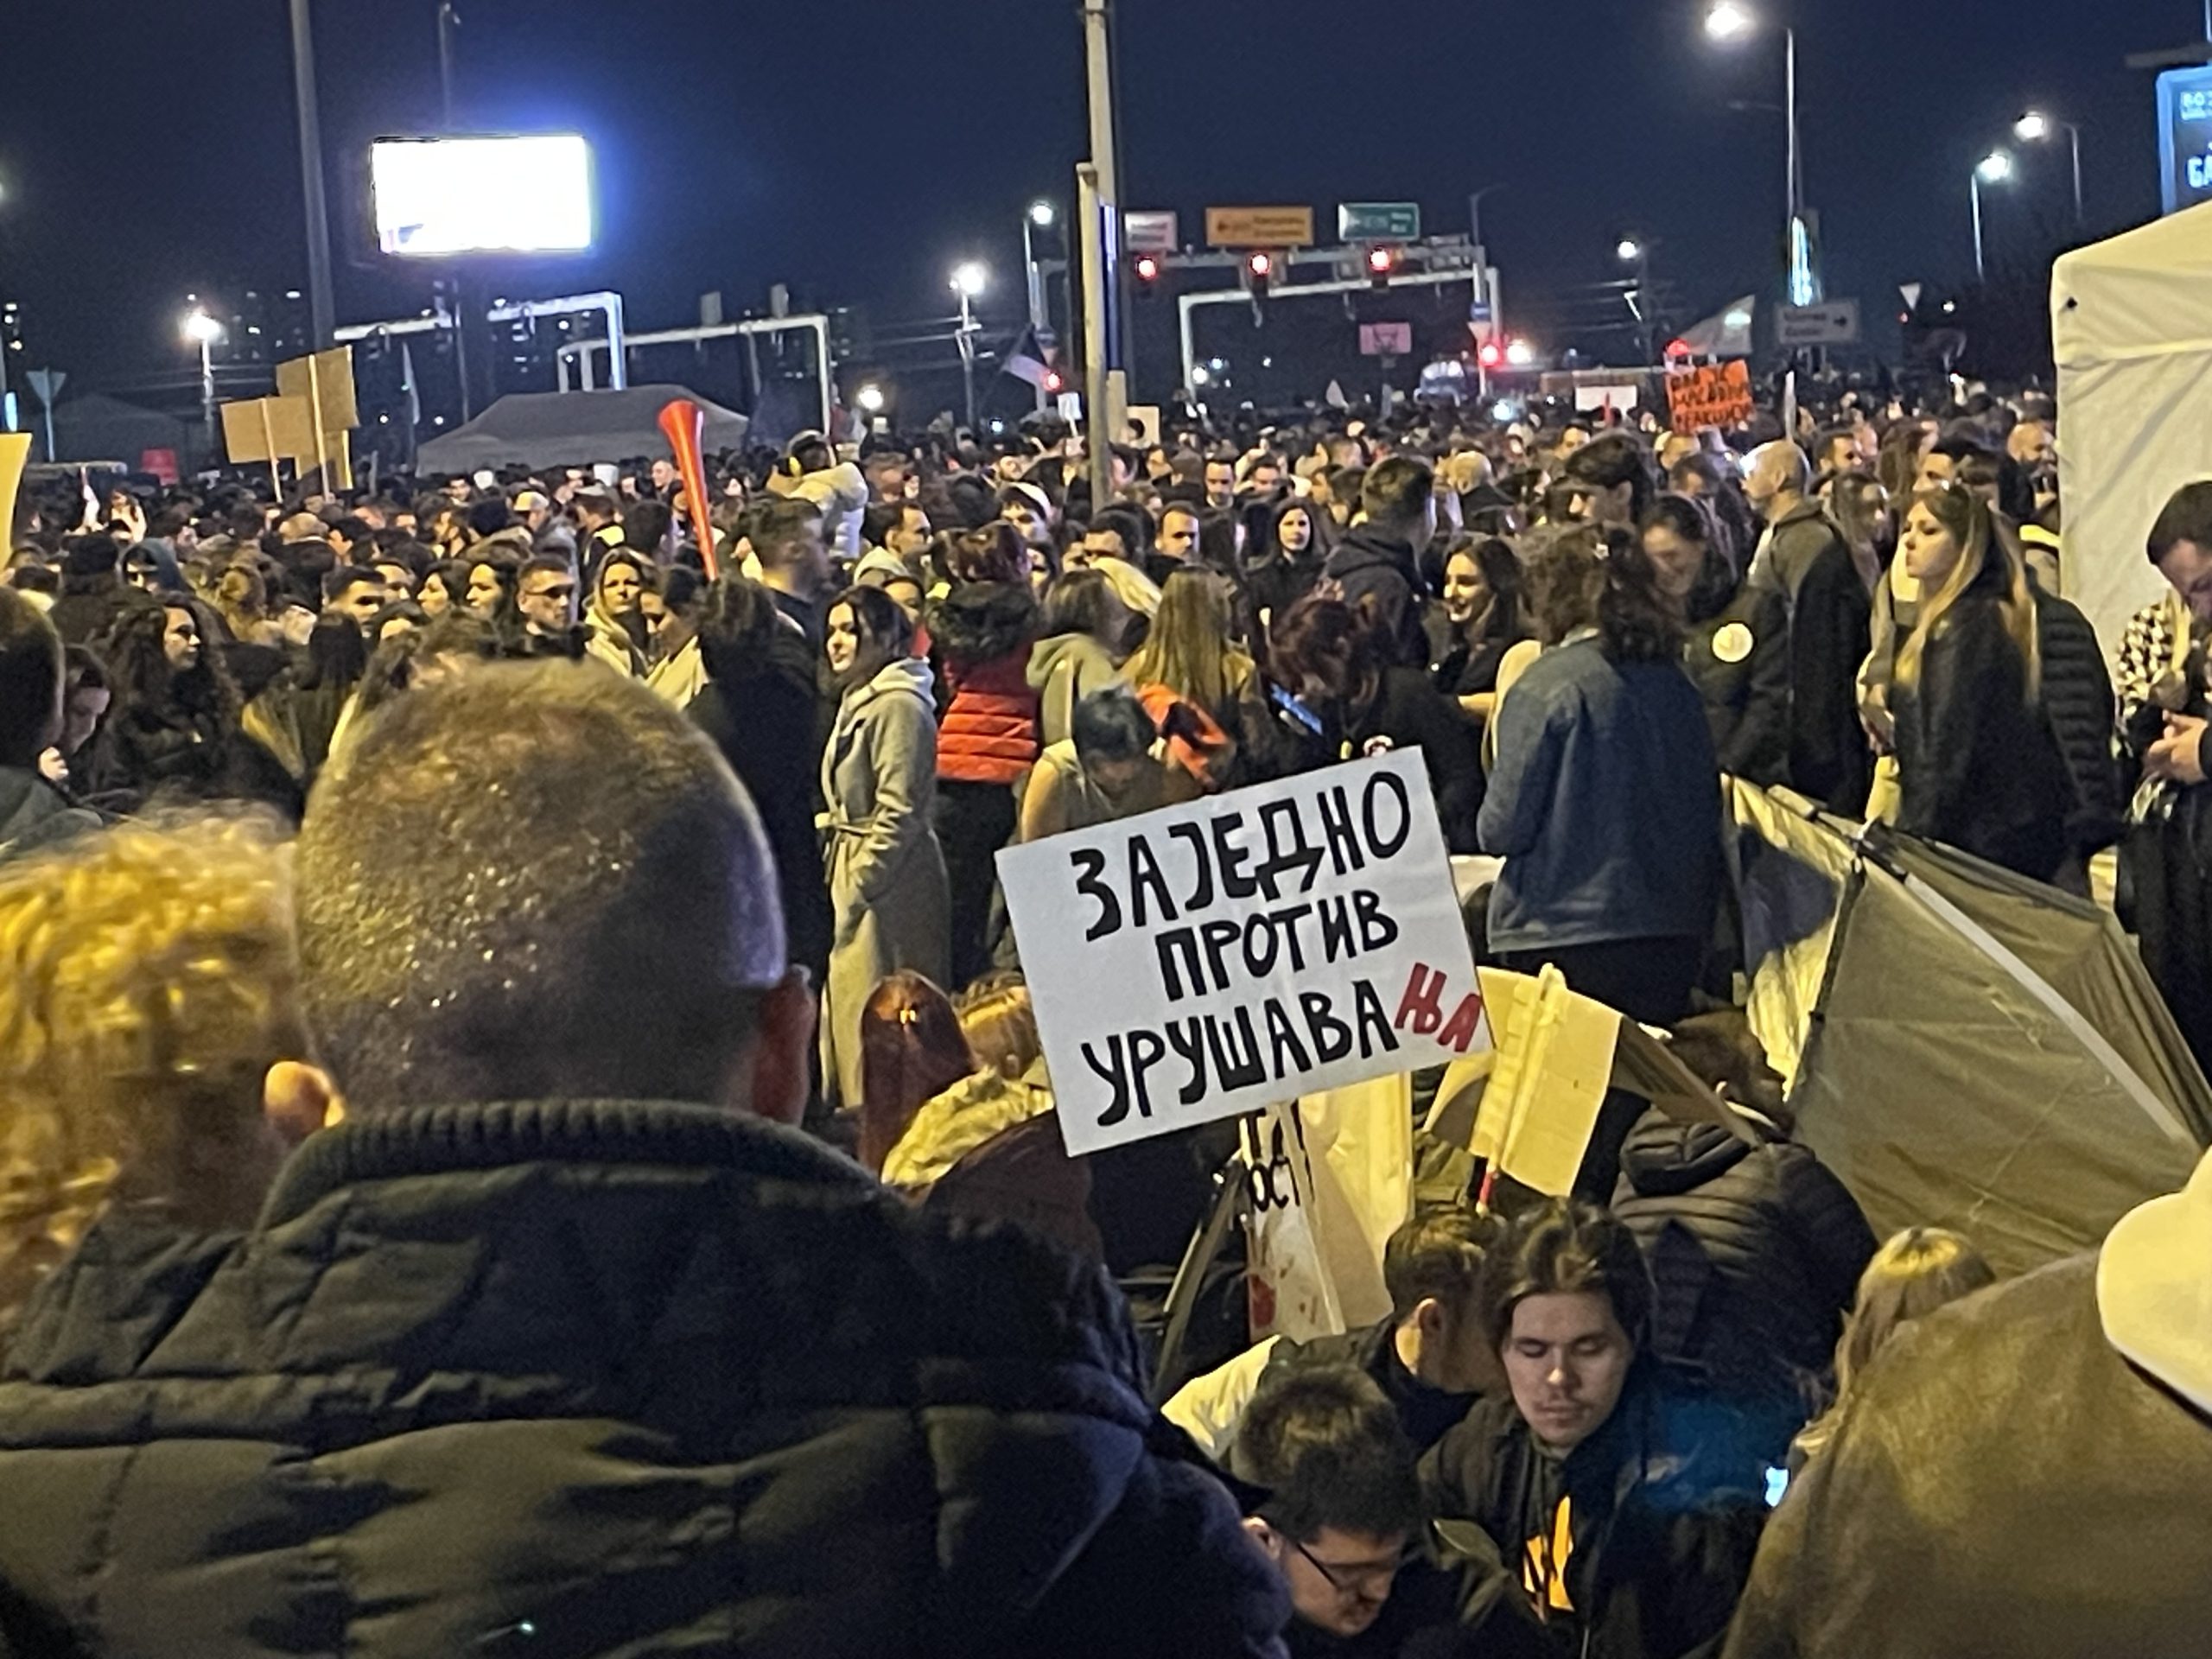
997, 748, 1489, 1156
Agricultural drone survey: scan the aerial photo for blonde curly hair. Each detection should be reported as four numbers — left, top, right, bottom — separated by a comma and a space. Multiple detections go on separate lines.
0, 811, 301, 1344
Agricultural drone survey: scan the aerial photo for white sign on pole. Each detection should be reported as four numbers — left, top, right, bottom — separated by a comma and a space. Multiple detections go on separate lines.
997, 749, 1489, 1156
1777, 299, 1861, 346
1124, 211, 1180, 253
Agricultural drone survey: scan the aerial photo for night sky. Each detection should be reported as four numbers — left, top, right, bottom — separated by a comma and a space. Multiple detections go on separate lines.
0, 0, 2183, 386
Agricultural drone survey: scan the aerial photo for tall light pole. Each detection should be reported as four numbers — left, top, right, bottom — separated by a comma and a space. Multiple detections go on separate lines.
437, 3, 461, 127
950, 261, 988, 432
1706, 3, 1810, 306
1972, 150, 2013, 284
1021, 200, 1055, 413
2014, 110, 2084, 229
183, 308, 226, 456
289, 0, 337, 348
1616, 237, 1655, 364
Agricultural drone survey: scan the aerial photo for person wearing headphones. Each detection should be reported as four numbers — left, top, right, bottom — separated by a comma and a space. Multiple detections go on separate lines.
770, 431, 869, 565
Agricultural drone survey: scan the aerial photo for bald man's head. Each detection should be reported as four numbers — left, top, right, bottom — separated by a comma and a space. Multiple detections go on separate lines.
1745, 442, 1812, 519
296, 661, 803, 1115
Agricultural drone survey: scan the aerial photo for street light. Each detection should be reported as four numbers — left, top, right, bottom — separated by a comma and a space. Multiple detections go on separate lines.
855, 384, 886, 416
183, 308, 225, 453
2014, 109, 2085, 228
1704, 2, 1809, 306
1020, 200, 1058, 412
1027, 200, 1056, 229
1616, 238, 1643, 264
950, 262, 988, 430
1971, 150, 2014, 284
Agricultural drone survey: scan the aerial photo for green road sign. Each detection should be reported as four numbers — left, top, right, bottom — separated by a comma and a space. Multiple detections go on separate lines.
1338, 201, 1421, 241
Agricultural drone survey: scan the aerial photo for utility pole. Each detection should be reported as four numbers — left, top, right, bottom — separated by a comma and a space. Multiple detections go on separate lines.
1081, 0, 1122, 500
289, 0, 337, 349
438, 3, 461, 127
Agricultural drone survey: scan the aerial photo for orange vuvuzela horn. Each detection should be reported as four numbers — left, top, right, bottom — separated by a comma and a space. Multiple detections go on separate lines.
657, 398, 718, 578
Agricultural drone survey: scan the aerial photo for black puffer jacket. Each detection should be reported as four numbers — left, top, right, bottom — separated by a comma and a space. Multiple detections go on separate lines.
0, 1100, 1287, 1659
1322, 530, 1428, 668
2031, 586, 2123, 856
1612, 1110, 1876, 1457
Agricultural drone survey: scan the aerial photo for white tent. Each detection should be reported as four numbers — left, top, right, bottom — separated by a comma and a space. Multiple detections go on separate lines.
2053, 202, 2212, 655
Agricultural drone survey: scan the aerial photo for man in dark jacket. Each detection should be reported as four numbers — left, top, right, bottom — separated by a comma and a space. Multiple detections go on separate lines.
1744, 442, 1872, 814
1323, 456, 1436, 668
0, 663, 1287, 1659
1724, 1153, 2212, 1659
0, 590, 100, 861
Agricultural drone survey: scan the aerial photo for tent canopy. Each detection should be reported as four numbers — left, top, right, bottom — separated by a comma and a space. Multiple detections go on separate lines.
2053, 202, 2212, 655
48, 393, 192, 467
416, 385, 749, 474
1734, 784, 2212, 1280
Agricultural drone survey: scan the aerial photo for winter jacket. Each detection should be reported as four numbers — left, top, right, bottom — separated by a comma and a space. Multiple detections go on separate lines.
2031, 585, 2123, 855
1480, 637, 1721, 955
1028, 631, 1125, 749
931, 583, 1041, 785
0, 767, 99, 863
1611, 1110, 1875, 1458
1891, 563, 2075, 882
1422, 1371, 1766, 1659
0, 1099, 1290, 1659
882, 1063, 1055, 1190
1750, 503, 1872, 813
1323, 530, 1429, 668
690, 629, 833, 982
1723, 1198, 2212, 1659
1244, 551, 1327, 636
1169, 1319, 1485, 1465
921, 1112, 1103, 1264
1681, 584, 1791, 786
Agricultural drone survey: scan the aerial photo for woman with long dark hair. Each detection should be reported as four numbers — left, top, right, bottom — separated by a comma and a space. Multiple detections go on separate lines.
242, 613, 369, 787
1241, 497, 1329, 633
1889, 482, 2074, 880
1480, 528, 1720, 1029
821, 584, 950, 1109
1427, 533, 1531, 730
1641, 493, 1790, 785
926, 524, 1039, 989
92, 597, 249, 807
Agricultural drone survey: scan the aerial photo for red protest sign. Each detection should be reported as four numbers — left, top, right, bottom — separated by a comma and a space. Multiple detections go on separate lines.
1666, 360, 1756, 434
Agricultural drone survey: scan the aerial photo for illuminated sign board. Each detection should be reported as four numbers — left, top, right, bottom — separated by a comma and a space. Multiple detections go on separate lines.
2158, 66, 2212, 216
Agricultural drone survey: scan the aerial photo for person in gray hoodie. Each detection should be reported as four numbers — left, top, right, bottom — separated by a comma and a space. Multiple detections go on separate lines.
0, 589, 100, 862
819, 584, 950, 1109
1028, 568, 1131, 747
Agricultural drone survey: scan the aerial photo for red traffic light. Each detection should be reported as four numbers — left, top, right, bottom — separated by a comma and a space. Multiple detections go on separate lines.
1042, 369, 1065, 393
1366, 245, 1396, 274
1247, 250, 1275, 278
1478, 340, 1503, 369
1134, 253, 1162, 283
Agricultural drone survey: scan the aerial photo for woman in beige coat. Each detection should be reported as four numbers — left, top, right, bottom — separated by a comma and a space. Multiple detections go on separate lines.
819, 586, 950, 1109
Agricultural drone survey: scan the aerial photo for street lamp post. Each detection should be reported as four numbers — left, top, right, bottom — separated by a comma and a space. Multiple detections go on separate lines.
1971, 150, 2013, 284
2014, 111, 2084, 229
1021, 200, 1055, 412
950, 262, 988, 432
1616, 238, 1655, 363
1706, 3, 1810, 306
183, 308, 226, 456
287, 0, 337, 349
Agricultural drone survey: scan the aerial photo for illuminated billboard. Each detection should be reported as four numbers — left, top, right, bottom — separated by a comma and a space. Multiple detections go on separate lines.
2159, 66, 2212, 217
371, 135, 594, 257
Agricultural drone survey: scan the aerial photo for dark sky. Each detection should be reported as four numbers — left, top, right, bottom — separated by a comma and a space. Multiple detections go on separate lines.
0, 0, 2183, 388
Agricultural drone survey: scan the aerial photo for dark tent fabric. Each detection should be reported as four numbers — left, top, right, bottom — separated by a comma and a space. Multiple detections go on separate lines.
415, 386, 749, 473
48, 394, 193, 467
1732, 781, 2212, 1280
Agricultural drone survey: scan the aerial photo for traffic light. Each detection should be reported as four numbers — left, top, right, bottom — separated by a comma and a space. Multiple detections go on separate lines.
1243, 249, 1275, 301
1365, 245, 1399, 289
1478, 339, 1504, 370
1133, 251, 1163, 292
1042, 367, 1065, 394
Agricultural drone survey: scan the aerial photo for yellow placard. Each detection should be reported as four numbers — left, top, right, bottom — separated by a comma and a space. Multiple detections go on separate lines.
1469, 967, 1618, 1198
0, 434, 29, 551
219, 396, 315, 464
1205, 206, 1315, 248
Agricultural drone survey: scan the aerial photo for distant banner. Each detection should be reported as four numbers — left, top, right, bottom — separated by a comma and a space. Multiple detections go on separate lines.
1666, 360, 1757, 433
998, 749, 1489, 1156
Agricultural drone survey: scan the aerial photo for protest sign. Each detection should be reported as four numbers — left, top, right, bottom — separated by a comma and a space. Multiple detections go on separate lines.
0, 435, 29, 558
1666, 360, 1756, 434
1471, 966, 1618, 1198
998, 748, 1488, 1156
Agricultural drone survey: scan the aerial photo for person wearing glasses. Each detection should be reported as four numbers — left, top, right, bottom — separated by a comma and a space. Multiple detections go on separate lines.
1233, 1367, 1463, 1657
513, 556, 583, 660
1421, 1199, 1765, 1659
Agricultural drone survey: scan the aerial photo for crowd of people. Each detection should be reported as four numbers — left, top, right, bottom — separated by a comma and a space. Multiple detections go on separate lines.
1, 378, 2209, 1656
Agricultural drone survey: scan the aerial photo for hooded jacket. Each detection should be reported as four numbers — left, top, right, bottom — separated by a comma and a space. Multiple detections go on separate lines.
0, 1098, 1289, 1659
1028, 631, 1125, 749
1612, 1110, 1875, 1451
1321, 529, 1428, 669
931, 582, 1041, 785
1890, 552, 2075, 881
1724, 1154, 2212, 1659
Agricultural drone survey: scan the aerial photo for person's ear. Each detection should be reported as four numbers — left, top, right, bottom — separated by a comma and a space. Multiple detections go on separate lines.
1242, 1516, 1284, 1564
747, 968, 817, 1128
1414, 1295, 1448, 1344
264, 1060, 343, 1147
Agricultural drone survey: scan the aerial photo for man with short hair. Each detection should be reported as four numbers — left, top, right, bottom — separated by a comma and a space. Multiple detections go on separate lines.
573, 488, 626, 562
1205, 456, 1238, 511
752, 496, 833, 647
0, 664, 1288, 1659
1234, 1369, 1444, 1656
1323, 455, 1437, 668
514, 554, 581, 652
1157, 502, 1203, 566
322, 565, 387, 629
0, 589, 100, 861
1168, 1207, 1502, 1460
1744, 440, 1872, 811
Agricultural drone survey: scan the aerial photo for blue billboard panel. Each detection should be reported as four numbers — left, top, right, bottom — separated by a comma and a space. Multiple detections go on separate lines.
2160, 65, 2212, 216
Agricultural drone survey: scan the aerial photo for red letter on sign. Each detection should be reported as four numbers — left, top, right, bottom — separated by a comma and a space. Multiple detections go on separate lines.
1395, 963, 1445, 1036
1438, 992, 1486, 1053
